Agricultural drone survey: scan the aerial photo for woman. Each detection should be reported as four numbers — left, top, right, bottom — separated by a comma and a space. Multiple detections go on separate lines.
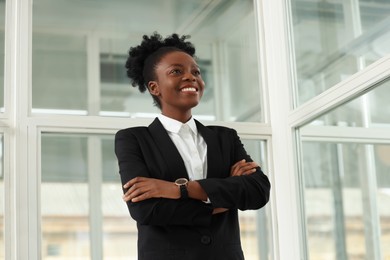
115, 32, 271, 260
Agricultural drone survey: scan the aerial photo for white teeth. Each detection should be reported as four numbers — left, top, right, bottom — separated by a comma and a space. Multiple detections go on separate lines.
181, 87, 197, 92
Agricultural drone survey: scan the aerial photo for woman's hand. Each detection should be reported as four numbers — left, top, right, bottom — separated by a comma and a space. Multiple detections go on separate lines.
122, 177, 179, 202
212, 207, 228, 215
230, 159, 259, 176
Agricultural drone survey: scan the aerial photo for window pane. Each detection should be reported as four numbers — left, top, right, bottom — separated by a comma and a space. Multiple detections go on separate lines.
33, 0, 264, 122
301, 142, 390, 259
41, 134, 90, 259
0, 135, 3, 258
101, 138, 137, 259
240, 139, 273, 260
0, 1, 5, 111
41, 133, 136, 259
300, 79, 390, 259
32, 33, 88, 114
291, 0, 390, 105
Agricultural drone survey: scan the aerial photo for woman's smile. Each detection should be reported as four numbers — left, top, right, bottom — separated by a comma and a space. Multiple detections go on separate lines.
180, 85, 199, 93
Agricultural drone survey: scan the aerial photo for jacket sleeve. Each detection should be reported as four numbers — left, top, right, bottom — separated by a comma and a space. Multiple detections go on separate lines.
197, 128, 271, 210
115, 128, 214, 227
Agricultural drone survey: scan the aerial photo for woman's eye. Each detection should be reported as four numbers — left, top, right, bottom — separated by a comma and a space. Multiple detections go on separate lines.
193, 70, 201, 76
170, 69, 182, 74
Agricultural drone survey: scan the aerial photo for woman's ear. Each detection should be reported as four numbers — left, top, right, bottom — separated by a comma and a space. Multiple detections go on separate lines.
148, 81, 160, 96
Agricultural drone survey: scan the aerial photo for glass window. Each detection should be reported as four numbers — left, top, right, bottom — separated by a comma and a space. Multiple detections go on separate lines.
32, 0, 264, 122
290, 0, 390, 105
41, 134, 91, 259
44, 134, 136, 258
301, 142, 390, 259
41, 133, 132, 259
0, 135, 3, 258
299, 81, 390, 259
32, 34, 88, 114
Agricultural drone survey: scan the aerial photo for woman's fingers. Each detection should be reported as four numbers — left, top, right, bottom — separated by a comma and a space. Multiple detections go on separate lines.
122, 177, 177, 202
230, 159, 246, 176
230, 160, 260, 176
123, 178, 153, 202
123, 176, 146, 189
239, 162, 259, 175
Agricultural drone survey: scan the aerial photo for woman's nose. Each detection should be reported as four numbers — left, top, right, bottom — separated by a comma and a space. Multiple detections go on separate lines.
183, 72, 196, 81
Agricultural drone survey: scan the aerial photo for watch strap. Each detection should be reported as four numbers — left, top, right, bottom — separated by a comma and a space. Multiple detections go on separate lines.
179, 184, 189, 199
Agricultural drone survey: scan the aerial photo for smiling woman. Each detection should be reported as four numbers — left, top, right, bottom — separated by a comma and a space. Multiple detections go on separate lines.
29, 1, 271, 259
115, 32, 270, 260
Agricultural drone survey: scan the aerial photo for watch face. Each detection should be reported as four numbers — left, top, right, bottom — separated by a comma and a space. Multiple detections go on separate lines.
175, 178, 188, 185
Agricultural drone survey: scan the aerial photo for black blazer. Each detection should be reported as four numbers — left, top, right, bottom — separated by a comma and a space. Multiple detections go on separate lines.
115, 118, 270, 260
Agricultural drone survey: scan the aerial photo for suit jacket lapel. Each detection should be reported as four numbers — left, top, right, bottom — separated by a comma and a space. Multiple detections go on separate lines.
195, 120, 224, 179
148, 118, 189, 181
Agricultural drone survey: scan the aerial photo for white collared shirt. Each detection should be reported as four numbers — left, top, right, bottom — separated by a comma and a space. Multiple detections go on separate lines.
158, 114, 208, 181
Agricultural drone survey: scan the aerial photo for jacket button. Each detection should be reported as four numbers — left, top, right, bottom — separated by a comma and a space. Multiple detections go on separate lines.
201, 235, 211, 245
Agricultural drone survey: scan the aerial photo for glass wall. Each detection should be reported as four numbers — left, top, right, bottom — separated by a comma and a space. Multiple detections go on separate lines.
32, 0, 264, 122
41, 134, 271, 259
41, 133, 129, 259
291, 0, 390, 105
291, 2, 390, 257
4, 0, 388, 258
299, 80, 390, 259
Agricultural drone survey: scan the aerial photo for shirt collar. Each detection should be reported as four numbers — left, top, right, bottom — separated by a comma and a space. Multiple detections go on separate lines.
158, 114, 198, 136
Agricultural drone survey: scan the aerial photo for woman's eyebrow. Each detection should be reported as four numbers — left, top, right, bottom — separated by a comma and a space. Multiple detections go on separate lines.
167, 63, 200, 69
168, 63, 184, 67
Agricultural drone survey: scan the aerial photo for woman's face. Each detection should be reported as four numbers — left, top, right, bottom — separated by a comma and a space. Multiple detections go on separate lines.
148, 51, 205, 115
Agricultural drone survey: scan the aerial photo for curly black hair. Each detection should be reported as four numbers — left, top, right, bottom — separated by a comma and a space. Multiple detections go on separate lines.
125, 32, 196, 109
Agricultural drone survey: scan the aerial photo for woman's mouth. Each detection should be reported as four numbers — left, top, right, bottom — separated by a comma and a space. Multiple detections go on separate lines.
180, 87, 198, 92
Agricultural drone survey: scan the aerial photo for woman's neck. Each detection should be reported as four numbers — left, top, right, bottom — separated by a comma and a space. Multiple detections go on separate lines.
161, 110, 192, 123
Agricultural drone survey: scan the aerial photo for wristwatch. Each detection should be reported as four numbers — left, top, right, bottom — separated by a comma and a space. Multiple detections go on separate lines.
175, 178, 189, 199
